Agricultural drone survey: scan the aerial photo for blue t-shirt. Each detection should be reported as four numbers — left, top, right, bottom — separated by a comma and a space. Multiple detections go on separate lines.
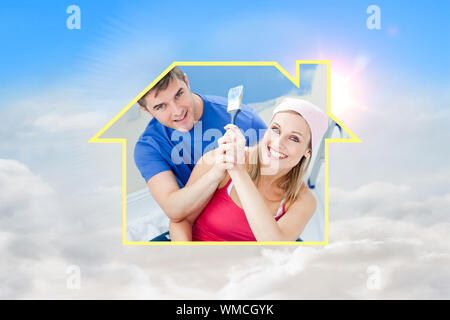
134, 94, 267, 187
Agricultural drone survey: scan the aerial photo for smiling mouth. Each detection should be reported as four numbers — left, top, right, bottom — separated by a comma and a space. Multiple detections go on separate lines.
267, 146, 288, 159
173, 111, 187, 122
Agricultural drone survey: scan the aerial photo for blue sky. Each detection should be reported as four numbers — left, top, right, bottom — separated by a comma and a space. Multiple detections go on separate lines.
1, 0, 449, 106
185, 65, 317, 103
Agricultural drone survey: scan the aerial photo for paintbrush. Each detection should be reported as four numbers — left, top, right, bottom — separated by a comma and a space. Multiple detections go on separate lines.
227, 85, 244, 125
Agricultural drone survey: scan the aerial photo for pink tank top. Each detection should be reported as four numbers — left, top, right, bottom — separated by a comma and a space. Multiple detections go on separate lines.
192, 179, 287, 241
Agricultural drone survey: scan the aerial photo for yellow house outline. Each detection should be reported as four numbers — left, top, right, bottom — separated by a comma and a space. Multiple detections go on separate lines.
89, 60, 361, 246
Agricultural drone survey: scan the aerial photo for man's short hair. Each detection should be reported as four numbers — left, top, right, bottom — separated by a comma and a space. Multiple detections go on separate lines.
137, 67, 186, 109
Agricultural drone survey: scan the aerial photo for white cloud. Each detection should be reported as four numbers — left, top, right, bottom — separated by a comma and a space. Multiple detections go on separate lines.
1, 93, 449, 299
1, 95, 448, 300
330, 182, 450, 226
0, 159, 57, 233
211, 217, 450, 299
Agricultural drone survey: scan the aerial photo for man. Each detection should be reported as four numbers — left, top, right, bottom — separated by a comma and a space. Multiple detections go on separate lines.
134, 67, 267, 238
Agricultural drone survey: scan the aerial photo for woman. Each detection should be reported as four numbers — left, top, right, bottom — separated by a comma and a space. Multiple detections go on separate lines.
170, 98, 328, 241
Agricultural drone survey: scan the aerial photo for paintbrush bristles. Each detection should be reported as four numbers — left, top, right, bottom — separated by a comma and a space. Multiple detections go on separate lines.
227, 85, 244, 111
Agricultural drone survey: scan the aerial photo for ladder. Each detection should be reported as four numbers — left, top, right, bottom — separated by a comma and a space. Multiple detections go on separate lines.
308, 121, 343, 189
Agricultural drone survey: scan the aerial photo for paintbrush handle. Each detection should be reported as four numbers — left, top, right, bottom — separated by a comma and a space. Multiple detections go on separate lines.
229, 109, 240, 125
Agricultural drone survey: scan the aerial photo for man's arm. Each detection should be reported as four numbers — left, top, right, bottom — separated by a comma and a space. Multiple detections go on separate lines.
147, 149, 224, 222
169, 219, 193, 241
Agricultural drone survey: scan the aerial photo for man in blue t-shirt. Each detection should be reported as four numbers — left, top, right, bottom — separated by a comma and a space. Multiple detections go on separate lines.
134, 67, 267, 227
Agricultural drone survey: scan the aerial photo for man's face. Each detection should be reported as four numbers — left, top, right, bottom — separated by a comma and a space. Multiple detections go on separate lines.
141, 75, 197, 132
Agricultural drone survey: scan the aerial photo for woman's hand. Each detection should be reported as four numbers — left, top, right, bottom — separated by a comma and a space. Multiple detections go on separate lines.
217, 124, 247, 172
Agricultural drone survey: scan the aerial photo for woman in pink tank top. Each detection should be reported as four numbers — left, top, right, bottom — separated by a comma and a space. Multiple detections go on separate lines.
170, 98, 328, 242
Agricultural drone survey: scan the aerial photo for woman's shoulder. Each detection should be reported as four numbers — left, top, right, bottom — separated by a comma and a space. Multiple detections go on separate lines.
290, 184, 317, 214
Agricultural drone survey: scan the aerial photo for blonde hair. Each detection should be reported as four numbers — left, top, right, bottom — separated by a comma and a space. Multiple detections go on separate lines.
246, 136, 312, 212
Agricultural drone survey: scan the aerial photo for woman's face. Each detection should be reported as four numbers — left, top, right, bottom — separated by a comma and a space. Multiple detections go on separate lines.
260, 111, 312, 173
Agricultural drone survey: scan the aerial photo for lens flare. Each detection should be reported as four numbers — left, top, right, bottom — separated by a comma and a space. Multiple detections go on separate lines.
330, 66, 366, 123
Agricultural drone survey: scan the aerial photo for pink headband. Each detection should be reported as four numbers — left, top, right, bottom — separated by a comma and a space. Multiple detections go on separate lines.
272, 98, 328, 151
